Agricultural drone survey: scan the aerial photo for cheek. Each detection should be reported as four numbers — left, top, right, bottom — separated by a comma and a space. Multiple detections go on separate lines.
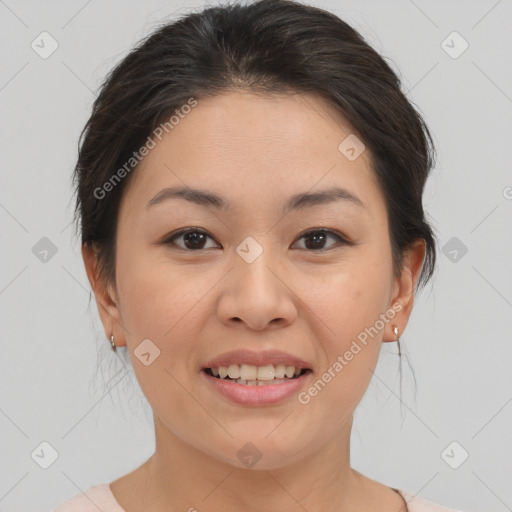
115, 250, 211, 422
117, 242, 200, 332
297, 286, 386, 428
311, 249, 393, 336
314, 276, 387, 368
303, 246, 393, 397
115, 245, 223, 375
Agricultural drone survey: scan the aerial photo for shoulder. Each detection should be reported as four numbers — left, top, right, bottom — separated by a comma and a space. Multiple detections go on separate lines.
398, 489, 465, 512
53, 484, 125, 512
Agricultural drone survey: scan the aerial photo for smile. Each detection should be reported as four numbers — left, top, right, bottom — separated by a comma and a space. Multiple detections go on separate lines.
201, 365, 313, 406
204, 364, 310, 385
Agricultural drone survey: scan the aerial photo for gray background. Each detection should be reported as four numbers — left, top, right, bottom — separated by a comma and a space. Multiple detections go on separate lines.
1, 0, 511, 510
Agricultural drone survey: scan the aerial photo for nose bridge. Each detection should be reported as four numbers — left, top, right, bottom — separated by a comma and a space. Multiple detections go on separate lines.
217, 235, 297, 330
234, 237, 281, 297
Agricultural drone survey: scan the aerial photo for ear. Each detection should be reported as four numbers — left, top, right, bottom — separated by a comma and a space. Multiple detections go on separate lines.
81, 243, 126, 348
383, 239, 426, 342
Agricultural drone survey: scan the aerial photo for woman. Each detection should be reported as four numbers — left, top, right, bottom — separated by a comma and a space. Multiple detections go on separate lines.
55, 0, 465, 510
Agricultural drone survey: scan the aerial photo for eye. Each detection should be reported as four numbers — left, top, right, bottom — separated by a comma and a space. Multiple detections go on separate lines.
162, 227, 350, 252
162, 228, 220, 251
292, 229, 350, 251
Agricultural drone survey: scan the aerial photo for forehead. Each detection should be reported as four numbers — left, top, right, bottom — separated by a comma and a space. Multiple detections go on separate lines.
120, 91, 382, 217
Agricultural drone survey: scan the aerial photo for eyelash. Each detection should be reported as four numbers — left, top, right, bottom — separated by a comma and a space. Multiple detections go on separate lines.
162, 227, 352, 252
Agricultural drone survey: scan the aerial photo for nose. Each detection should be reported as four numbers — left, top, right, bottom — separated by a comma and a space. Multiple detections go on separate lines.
216, 249, 298, 331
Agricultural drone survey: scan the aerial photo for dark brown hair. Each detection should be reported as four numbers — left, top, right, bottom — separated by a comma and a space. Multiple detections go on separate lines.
72, 0, 437, 294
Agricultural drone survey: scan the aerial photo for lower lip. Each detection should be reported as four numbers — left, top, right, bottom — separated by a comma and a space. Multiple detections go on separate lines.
201, 370, 312, 406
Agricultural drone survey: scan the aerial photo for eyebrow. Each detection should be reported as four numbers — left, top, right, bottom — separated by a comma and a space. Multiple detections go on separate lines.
144, 185, 365, 214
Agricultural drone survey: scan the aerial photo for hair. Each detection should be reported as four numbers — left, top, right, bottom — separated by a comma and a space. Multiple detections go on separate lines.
73, 0, 437, 297
72, 0, 437, 391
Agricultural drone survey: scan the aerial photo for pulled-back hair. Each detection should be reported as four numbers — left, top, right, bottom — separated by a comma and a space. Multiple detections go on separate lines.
73, 0, 437, 293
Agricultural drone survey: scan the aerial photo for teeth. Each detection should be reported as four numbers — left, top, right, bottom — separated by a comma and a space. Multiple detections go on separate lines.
240, 364, 257, 381
274, 364, 286, 378
257, 378, 291, 386
236, 378, 296, 386
257, 365, 274, 380
209, 364, 306, 381
227, 364, 240, 379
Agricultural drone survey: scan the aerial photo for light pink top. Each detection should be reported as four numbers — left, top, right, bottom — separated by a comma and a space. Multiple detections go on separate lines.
53, 484, 464, 511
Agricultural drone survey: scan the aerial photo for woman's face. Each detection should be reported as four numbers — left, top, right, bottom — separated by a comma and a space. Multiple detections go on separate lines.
87, 91, 421, 470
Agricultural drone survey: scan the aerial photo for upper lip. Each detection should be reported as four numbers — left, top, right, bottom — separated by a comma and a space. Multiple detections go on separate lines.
202, 349, 312, 370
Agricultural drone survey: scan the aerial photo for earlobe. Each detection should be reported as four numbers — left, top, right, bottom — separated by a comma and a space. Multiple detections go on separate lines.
81, 243, 123, 346
384, 239, 426, 342
381, 306, 401, 343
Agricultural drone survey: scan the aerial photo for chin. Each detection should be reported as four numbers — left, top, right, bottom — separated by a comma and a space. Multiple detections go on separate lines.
208, 429, 314, 471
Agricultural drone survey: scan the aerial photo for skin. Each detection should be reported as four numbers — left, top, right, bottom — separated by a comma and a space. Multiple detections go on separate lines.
83, 91, 425, 512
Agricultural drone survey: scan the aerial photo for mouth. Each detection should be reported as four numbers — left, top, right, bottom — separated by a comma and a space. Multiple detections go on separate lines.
200, 349, 314, 405
202, 364, 312, 386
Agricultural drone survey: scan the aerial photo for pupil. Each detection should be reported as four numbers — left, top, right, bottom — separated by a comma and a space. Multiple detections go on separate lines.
305, 231, 326, 250
184, 232, 205, 249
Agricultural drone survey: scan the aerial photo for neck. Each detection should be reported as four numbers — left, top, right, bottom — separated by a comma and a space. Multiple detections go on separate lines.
138, 414, 367, 512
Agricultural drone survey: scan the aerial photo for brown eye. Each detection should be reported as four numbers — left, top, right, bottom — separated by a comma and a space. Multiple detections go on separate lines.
293, 229, 349, 251
163, 229, 219, 251
163, 227, 350, 252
